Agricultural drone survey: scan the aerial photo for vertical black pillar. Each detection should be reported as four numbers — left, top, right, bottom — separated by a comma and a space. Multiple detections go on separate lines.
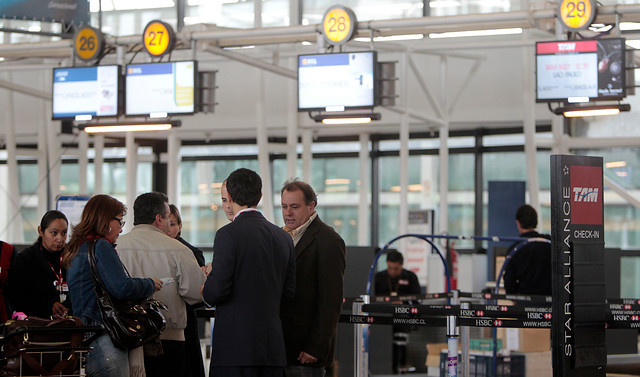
550, 155, 606, 377
371, 138, 380, 247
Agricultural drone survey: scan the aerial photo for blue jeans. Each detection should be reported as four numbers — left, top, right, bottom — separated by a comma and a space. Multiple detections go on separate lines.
284, 366, 325, 377
86, 334, 130, 377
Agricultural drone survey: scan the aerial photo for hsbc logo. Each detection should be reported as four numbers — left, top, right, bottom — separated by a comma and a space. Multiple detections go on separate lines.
411, 308, 418, 314
544, 313, 552, 319
366, 317, 375, 323
632, 315, 639, 321
625, 304, 632, 310
500, 306, 508, 312
494, 320, 503, 327
573, 187, 599, 202
527, 312, 544, 319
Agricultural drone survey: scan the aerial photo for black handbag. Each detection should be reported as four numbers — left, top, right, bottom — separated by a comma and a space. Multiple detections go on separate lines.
87, 241, 168, 351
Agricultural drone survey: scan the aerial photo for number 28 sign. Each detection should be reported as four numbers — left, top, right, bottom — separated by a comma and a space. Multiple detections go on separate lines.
143, 20, 176, 57
558, 0, 597, 31
322, 5, 357, 46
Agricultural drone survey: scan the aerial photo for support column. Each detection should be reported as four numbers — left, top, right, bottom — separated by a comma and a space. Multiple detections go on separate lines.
125, 132, 137, 233
399, 53, 410, 243
37, 117, 49, 216
94, 135, 104, 194
256, 69, 275, 222
522, 31, 540, 209
358, 133, 370, 246
301, 129, 313, 183
3, 73, 23, 242
78, 131, 89, 194
167, 131, 181, 204
439, 56, 449, 236
286, 57, 298, 180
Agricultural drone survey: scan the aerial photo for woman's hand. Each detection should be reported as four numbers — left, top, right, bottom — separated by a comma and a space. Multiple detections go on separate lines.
52, 302, 68, 317
151, 278, 163, 292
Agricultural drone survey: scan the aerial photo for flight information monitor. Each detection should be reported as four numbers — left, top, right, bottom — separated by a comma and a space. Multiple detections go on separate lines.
298, 51, 376, 112
536, 38, 626, 102
125, 61, 196, 116
52, 65, 120, 120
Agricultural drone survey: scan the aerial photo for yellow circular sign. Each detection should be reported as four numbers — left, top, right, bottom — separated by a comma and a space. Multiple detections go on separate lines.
74, 26, 103, 62
558, 0, 596, 31
323, 6, 357, 45
143, 20, 175, 57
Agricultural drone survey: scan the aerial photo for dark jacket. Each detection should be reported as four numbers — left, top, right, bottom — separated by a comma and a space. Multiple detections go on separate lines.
280, 215, 346, 368
6, 241, 71, 318
177, 236, 205, 267
203, 210, 296, 367
503, 231, 552, 295
374, 268, 421, 296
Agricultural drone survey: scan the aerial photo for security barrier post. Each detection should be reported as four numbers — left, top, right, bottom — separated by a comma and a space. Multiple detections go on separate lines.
353, 295, 370, 377
446, 290, 459, 377
459, 302, 470, 377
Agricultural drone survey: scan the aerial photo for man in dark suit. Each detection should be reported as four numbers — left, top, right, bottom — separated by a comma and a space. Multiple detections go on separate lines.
203, 168, 296, 377
279, 179, 346, 377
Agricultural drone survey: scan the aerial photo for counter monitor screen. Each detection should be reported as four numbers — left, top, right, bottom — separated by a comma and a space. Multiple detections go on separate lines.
52, 65, 120, 120
298, 51, 376, 112
536, 38, 626, 102
125, 61, 196, 116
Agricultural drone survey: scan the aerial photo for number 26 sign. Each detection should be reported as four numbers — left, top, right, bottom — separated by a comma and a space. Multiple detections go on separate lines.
322, 5, 358, 46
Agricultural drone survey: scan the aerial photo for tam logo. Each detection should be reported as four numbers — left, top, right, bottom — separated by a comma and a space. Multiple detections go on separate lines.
544, 313, 552, 319
570, 165, 603, 225
573, 187, 598, 202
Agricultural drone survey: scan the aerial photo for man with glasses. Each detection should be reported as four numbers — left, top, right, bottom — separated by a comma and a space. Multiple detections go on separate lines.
118, 191, 206, 377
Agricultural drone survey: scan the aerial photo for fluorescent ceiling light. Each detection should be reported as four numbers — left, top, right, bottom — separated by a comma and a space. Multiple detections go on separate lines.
322, 117, 372, 125
354, 34, 424, 42
617, 171, 629, 177
84, 123, 176, 133
605, 161, 627, 168
429, 28, 522, 39
563, 108, 620, 117
626, 40, 640, 49
325, 178, 351, 185
223, 45, 255, 50
620, 22, 640, 31
429, 0, 461, 8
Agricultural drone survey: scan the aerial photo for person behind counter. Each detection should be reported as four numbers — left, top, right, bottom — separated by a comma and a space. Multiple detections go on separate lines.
7, 210, 72, 318
63, 194, 162, 377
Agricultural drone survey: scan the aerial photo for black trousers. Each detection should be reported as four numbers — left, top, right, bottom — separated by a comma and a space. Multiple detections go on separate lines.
144, 339, 186, 377
210, 366, 285, 377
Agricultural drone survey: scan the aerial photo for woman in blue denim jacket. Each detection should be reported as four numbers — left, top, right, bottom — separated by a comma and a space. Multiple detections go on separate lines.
63, 195, 162, 377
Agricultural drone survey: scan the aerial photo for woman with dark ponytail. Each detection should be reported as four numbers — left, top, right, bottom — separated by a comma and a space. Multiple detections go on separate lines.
6, 210, 71, 318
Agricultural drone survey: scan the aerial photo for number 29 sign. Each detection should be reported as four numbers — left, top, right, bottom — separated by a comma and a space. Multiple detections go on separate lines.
558, 0, 597, 31
322, 5, 358, 46
143, 20, 176, 57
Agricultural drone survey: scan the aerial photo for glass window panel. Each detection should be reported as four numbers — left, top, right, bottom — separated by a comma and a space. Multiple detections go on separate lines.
303, 0, 423, 25
179, 159, 259, 247
60, 163, 79, 194
18, 164, 38, 194
21, 207, 38, 243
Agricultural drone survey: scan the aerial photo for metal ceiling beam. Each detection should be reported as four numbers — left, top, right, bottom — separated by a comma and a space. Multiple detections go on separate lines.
2, 4, 640, 60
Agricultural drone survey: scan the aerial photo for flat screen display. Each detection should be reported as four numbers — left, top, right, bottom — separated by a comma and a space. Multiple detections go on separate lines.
298, 51, 376, 112
52, 65, 119, 120
125, 61, 196, 116
536, 38, 626, 102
